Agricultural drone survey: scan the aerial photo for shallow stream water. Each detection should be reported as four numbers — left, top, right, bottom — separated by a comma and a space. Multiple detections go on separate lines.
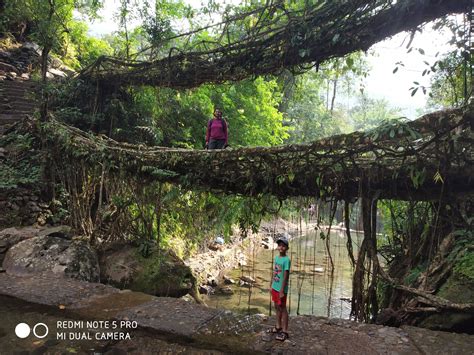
204, 229, 362, 319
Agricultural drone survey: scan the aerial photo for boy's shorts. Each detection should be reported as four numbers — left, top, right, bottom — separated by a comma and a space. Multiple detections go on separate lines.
271, 289, 287, 306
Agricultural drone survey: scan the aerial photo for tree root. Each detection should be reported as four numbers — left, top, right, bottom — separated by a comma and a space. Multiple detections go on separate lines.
378, 268, 474, 313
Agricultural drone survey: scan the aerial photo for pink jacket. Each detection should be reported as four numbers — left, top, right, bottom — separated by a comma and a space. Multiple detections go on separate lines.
206, 118, 228, 144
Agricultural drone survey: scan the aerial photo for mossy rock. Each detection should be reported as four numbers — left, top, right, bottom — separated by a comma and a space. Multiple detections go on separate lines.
453, 251, 474, 282
99, 244, 196, 298
418, 274, 474, 333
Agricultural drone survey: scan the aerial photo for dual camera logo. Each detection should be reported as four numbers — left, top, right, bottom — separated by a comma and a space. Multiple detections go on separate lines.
15, 323, 49, 339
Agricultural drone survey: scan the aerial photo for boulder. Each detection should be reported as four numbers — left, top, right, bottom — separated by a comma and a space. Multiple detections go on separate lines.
206, 274, 218, 287
3, 235, 99, 282
99, 244, 196, 298
37, 225, 73, 239
180, 294, 195, 302
0, 61, 19, 73
223, 275, 235, 285
239, 280, 252, 288
418, 274, 474, 333
375, 308, 402, 327
218, 286, 234, 295
59, 64, 75, 76
208, 242, 224, 251
240, 275, 256, 284
0, 226, 41, 265
48, 55, 63, 69
48, 68, 67, 78
22, 42, 41, 55
198, 284, 214, 295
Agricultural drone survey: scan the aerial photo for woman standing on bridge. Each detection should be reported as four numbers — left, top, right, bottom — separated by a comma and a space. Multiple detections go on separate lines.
205, 107, 228, 149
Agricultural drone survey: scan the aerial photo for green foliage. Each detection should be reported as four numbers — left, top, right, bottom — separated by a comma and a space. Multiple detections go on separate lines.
1, 0, 104, 71
209, 77, 288, 147
65, 20, 113, 69
427, 17, 472, 108
351, 94, 403, 132
138, 238, 155, 257
285, 70, 344, 142
0, 130, 42, 190
451, 228, 474, 281
3, 0, 74, 51
282, 53, 371, 143
404, 263, 427, 285
428, 51, 471, 108
454, 251, 474, 281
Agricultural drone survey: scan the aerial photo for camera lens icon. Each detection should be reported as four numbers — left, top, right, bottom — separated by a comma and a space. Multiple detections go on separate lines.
15, 323, 30, 338
15, 323, 49, 339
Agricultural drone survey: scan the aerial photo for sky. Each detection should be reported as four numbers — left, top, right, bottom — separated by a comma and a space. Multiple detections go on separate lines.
365, 27, 454, 118
83, 0, 460, 119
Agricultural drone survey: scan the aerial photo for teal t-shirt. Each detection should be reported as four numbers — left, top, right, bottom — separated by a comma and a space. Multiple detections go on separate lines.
271, 255, 291, 293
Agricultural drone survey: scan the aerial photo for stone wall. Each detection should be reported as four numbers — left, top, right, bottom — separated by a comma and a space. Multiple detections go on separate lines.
0, 188, 51, 228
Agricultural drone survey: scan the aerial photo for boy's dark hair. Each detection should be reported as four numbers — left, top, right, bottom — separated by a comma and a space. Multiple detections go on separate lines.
276, 235, 289, 248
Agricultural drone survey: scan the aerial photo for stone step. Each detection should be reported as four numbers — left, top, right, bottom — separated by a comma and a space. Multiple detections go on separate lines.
0, 122, 19, 132
0, 80, 37, 88
0, 112, 27, 121
0, 112, 34, 118
0, 112, 35, 118
0, 88, 37, 96
0, 98, 37, 105
0, 100, 37, 107
1, 94, 37, 100
0, 103, 38, 111
0, 99, 38, 106
0, 101, 36, 108
0, 93, 37, 101
0, 88, 36, 96
0, 123, 15, 133
0, 113, 24, 120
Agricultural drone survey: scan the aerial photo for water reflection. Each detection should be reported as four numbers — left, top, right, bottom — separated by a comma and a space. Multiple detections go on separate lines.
204, 229, 362, 319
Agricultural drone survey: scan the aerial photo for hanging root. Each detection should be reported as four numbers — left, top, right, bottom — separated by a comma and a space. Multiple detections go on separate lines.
351, 196, 380, 322
344, 200, 356, 267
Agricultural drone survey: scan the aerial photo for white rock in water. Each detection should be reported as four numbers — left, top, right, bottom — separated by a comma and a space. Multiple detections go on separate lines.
48, 68, 67, 77
180, 294, 195, 302
240, 275, 256, 283
220, 286, 234, 295
314, 267, 324, 273
223, 275, 235, 284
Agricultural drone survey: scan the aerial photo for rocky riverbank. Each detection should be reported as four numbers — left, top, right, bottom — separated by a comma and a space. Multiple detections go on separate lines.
0, 225, 198, 300
185, 217, 319, 297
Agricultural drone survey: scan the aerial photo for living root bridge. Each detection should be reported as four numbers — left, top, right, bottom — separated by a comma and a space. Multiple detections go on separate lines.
45, 105, 473, 201
81, 0, 470, 89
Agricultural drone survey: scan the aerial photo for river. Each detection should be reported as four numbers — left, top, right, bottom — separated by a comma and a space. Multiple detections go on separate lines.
204, 229, 363, 319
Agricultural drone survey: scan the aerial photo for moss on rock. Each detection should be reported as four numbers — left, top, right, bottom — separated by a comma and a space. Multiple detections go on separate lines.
100, 244, 196, 298
418, 274, 474, 333
130, 251, 196, 298
453, 251, 474, 282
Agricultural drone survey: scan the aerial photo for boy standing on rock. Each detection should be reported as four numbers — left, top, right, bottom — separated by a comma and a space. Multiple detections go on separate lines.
268, 236, 291, 341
